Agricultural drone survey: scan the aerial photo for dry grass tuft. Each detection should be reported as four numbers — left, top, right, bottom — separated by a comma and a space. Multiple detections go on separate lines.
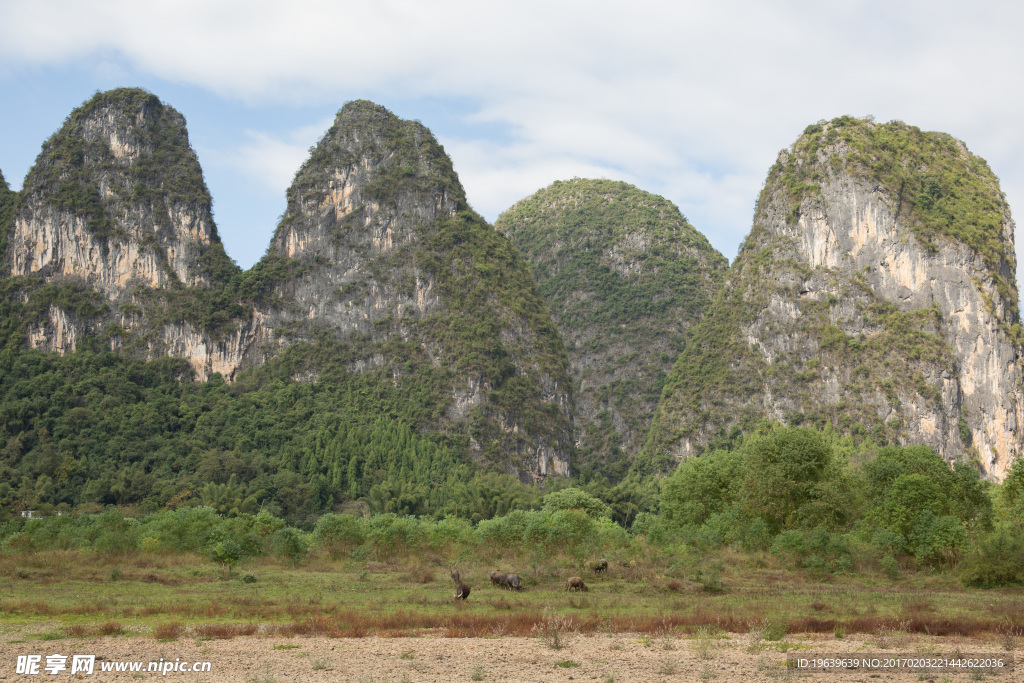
194, 623, 258, 639
406, 566, 435, 584
153, 622, 183, 640
98, 621, 126, 636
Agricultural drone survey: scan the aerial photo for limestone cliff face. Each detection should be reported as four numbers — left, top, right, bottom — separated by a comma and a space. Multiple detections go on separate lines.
496, 179, 728, 478
254, 101, 575, 480
4, 89, 248, 380
647, 117, 1023, 480
4, 93, 575, 481
261, 101, 457, 341
9, 89, 227, 295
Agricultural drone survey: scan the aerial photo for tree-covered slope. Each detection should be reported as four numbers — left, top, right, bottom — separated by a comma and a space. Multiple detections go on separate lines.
254, 101, 575, 481
645, 117, 1023, 479
496, 179, 728, 480
0, 169, 17, 262
0, 93, 580, 524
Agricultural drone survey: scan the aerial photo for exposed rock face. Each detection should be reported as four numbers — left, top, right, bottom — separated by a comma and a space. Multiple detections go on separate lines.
255, 101, 575, 480
3, 92, 575, 481
646, 117, 1023, 480
496, 179, 727, 478
4, 89, 248, 379
9, 89, 230, 295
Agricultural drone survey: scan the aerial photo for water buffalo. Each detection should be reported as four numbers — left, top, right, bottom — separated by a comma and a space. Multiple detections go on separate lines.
453, 581, 471, 600
592, 559, 608, 573
501, 573, 522, 591
490, 570, 506, 586
565, 576, 588, 592
450, 567, 460, 583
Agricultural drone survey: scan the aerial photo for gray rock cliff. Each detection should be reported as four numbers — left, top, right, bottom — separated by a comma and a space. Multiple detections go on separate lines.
647, 117, 1023, 480
3, 91, 575, 482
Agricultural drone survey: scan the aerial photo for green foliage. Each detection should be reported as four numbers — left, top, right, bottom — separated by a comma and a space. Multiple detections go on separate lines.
858, 444, 989, 563
863, 445, 991, 528
269, 527, 308, 564
0, 326, 536, 526
496, 178, 728, 477
741, 428, 850, 533
312, 513, 366, 559
770, 527, 853, 575
661, 449, 744, 527
208, 536, 243, 578
0, 169, 18, 262
661, 427, 857, 538
199, 475, 257, 516
959, 529, 1024, 587
541, 487, 611, 519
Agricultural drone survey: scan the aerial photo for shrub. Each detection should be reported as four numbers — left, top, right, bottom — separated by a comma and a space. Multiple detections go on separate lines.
270, 527, 308, 564
960, 530, 1024, 587
542, 488, 611, 519
312, 513, 365, 559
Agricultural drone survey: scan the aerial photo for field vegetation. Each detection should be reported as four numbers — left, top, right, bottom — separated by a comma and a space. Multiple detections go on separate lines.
3, 427, 1024, 640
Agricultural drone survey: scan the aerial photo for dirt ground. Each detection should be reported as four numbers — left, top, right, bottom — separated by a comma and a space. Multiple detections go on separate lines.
0, 627, 1016, 682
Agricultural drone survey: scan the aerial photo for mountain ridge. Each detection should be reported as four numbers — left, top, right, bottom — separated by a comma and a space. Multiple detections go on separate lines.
645, 116, 1023, 480
1, 90, 575, 483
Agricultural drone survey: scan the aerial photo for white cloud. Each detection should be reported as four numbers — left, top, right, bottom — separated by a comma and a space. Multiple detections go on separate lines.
2, 0, 1023, 270
203, 117, 333, 192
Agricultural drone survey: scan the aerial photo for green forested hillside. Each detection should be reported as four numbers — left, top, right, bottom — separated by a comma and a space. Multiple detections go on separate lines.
0, 325, 543, 526
0, 170, 17, 261
496, 179, 727, 481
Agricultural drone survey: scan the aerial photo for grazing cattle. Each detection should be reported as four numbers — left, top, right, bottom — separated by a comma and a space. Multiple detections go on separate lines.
450, 567, 460, 583
501, 573, 522, 592
490, 570, 506, 586
453, 581, 471, 600
592, 559, 608, 573
565, 576, 588, 592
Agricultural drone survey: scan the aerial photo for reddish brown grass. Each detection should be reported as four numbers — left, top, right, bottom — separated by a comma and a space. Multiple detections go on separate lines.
153, 622, 183, 640
194, 623, 258, 639
98, 621, 125, 636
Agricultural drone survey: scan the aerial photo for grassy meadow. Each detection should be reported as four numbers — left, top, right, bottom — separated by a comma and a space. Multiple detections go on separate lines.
2, 547, 1022, 646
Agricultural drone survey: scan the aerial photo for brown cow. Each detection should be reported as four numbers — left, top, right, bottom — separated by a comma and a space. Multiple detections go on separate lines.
450, 567, 460, 583
565, 576, 588, 592
453, 581, 471, 600
490, 570, 506, 586
592, 559, 608, 573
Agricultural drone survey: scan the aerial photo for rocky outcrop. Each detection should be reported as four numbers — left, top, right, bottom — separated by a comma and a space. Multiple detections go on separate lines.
254, 101, 575, 480
4, 89, 247, 379
8, 89, 231, 295
646, 117, 1023, 480
496, 179, 728, 478
3, 92, 575, 481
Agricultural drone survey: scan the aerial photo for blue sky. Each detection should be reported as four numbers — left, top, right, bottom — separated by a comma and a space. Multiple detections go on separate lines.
2, 1, 1023, 274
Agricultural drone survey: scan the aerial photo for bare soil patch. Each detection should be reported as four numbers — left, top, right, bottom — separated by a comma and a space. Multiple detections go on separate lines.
1, 625, 1016, 682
